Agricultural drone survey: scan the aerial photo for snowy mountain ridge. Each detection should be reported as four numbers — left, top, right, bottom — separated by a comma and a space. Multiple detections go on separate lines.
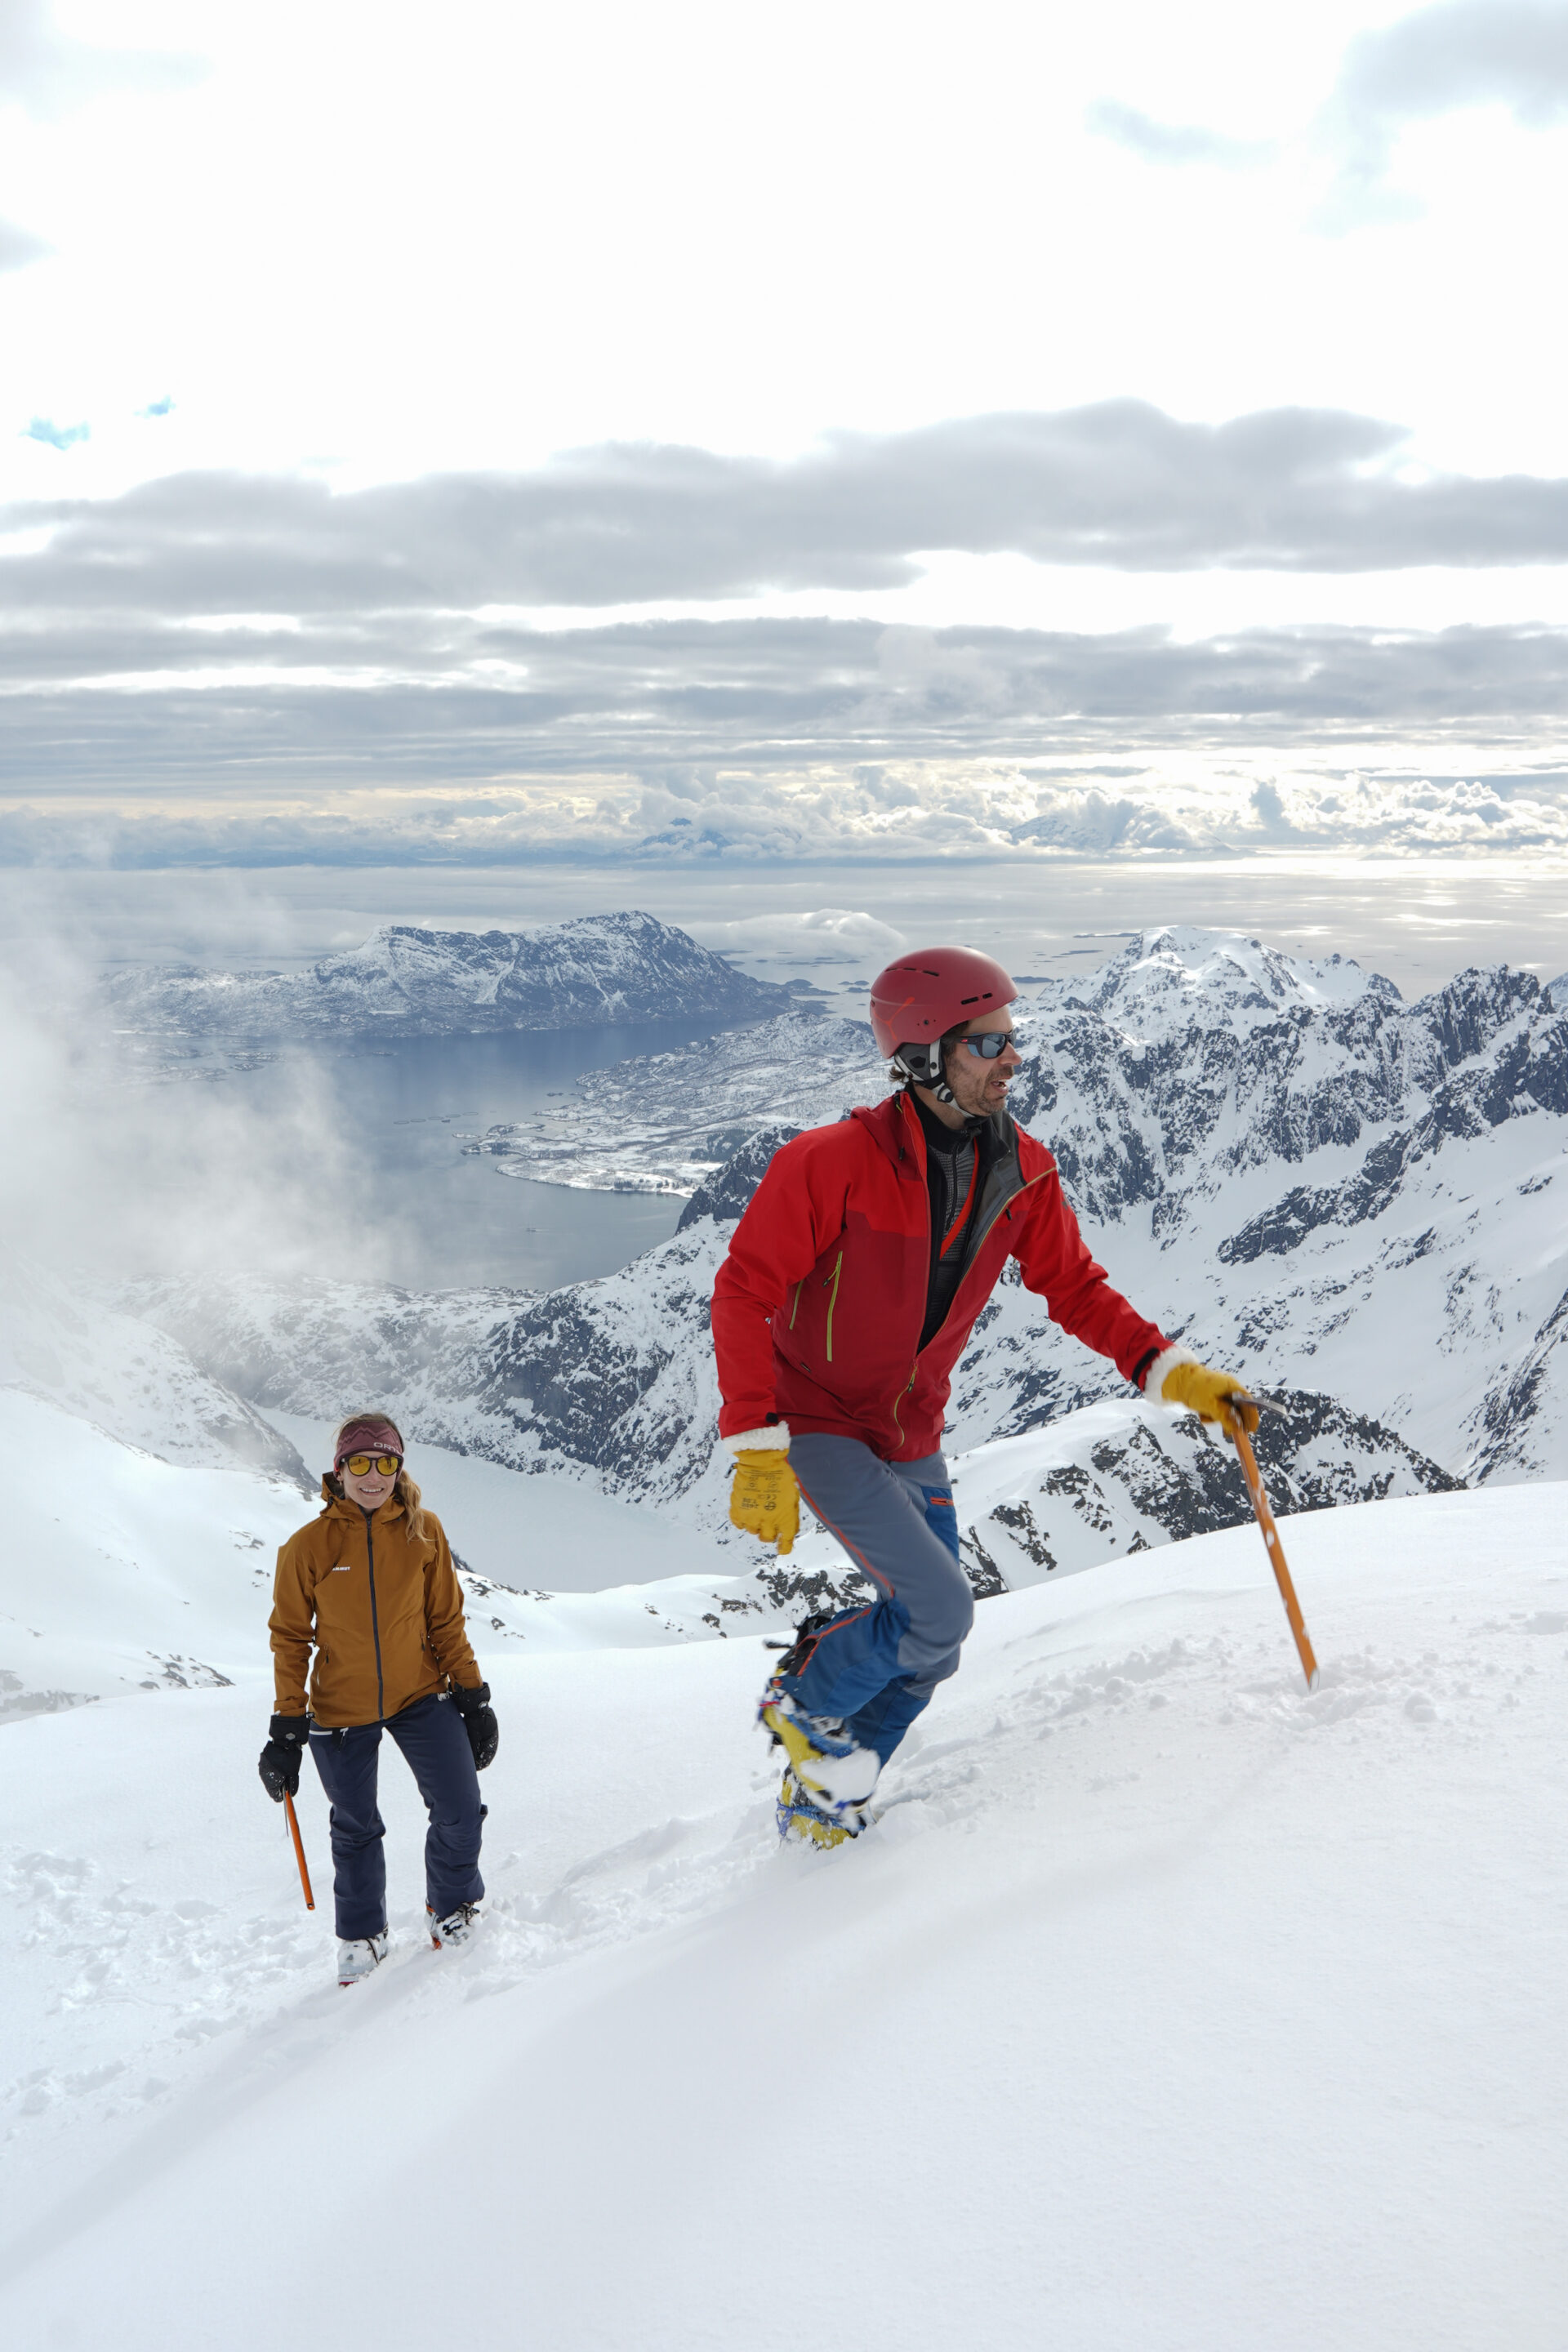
128, 924, 1568, 1504
101, 911, 791, 1038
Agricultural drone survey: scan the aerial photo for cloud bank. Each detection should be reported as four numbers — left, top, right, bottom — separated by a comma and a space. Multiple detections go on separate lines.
1324, 0, 1568, 223
5, 750, 1567, 871
11, 402, 1568, 605
6, 397, 1568, 867
1089, 2, 1568, 230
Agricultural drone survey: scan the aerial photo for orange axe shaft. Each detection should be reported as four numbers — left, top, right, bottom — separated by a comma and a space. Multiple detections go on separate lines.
1229, 1415, 1320, 1693
283, 1787, 316, 1910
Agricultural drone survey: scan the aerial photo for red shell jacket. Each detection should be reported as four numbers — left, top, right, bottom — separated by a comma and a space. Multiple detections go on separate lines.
711, 1091, 1170, 1461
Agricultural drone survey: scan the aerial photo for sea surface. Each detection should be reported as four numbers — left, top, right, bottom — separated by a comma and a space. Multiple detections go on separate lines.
208, 1019, 702, 1290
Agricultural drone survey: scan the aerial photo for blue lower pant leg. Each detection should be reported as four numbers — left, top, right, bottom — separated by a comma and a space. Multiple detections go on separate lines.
783, 1435, 975, 1766
310, 1692, 484, 1937
310, 1720, 390, 1941
383, 1692, 485, 1920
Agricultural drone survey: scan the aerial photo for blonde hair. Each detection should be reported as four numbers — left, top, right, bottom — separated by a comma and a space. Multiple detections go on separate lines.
327, 1412, 430, 1545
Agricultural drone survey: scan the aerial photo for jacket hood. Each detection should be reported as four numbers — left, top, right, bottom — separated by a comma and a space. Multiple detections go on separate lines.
851, 1089, 1017, 1180
852, 1092, 923, 1177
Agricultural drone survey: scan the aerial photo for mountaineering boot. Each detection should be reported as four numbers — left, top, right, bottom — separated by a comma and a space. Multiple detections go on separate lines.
428, 1900, 481, 1949
336, 1931, 389, 1986
777, 1764, 870, 1849
760, 1677, 881, 1824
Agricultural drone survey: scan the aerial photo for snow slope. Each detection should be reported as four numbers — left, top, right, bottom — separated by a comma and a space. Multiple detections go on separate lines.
257, 1407, 734, 1595
2, 1486, 1564, 2350
1, 1251, 310, 1490
2, 1390, 310, 1715
0, 1389, 786, 1717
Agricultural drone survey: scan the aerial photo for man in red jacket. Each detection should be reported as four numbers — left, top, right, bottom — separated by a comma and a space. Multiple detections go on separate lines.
710, 946, 1257, 1845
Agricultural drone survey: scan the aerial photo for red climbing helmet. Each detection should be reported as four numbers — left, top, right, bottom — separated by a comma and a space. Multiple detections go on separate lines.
868, 947, 1018, 1058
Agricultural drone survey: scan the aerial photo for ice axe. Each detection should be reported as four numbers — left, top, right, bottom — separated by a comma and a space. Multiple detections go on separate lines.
283, 1787, 316, 1910
1220, 1392, 1321, 1695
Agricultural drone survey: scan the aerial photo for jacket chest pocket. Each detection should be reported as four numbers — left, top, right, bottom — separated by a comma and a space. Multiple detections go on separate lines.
787, 1242, 845, 1365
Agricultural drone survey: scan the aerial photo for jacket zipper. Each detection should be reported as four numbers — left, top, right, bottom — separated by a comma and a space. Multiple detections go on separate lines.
887, 1169, 1049, 1434
365, 1512, 385, 1722
964, 1170, 1046, 1267
891, 1363, 915, 1441
789, 1280, 803, 1330
824, 1252, 843, 1361
890, 1107, 933, 1438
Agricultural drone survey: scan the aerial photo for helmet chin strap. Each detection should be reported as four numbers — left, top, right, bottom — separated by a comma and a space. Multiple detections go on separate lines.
891, 1041, 956, 1106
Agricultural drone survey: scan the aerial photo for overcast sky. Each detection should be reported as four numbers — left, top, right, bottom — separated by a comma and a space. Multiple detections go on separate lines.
5, 0, 1568, 866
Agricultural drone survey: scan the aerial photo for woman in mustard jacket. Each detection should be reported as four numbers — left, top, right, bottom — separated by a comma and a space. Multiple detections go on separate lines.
258, 1413, 499, 1985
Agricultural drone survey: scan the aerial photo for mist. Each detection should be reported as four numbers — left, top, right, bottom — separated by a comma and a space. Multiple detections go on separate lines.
0, 941, 396, 1290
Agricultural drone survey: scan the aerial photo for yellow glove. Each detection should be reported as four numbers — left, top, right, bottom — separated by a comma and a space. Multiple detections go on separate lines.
1160, 1359, 1260, 1434
728, 1448, 800, 1555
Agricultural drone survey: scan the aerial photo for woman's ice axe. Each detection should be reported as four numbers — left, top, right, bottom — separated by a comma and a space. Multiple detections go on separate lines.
283, 1787, 316, 1909
1222, 1392, 1320, 1694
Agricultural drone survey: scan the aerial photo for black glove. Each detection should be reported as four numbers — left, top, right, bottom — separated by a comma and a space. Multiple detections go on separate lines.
258, 1713, 310, 1802
452, 1681, 498, 1771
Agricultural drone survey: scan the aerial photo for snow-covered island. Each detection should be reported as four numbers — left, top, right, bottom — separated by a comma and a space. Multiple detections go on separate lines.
101, 910, 793, 1038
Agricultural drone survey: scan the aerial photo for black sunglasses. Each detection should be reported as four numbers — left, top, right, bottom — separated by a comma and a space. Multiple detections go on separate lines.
959, 1031, 1014, 1060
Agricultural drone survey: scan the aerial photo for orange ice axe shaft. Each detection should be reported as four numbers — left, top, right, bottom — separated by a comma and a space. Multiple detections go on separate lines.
283, 1787, 316, 1909
1227, 1410, 1320, 1693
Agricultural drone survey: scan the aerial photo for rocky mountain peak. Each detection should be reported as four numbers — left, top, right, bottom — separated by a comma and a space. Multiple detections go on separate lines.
1040, 925, 1399, 1040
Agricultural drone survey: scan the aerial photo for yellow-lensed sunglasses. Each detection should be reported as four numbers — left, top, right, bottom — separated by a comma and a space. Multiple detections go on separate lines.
341, 1453, 402, 1477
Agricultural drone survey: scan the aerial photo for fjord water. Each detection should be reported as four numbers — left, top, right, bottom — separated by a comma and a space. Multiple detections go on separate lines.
207, 1017, 700, 1289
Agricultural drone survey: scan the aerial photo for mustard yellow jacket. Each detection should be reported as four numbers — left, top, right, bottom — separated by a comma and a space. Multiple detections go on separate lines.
269, 1484, 481, 1728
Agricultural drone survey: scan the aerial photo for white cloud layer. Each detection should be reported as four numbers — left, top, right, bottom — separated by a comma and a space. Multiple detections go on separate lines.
11, 403, 1568, 609
5, 751, 1568, 870
1321, 0, 1568, 226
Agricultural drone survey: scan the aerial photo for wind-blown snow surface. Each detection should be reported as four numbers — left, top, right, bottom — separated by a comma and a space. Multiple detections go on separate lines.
2, 1488, 1565, 2349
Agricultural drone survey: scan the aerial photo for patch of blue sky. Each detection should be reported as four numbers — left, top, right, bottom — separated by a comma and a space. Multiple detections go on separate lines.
23, 417, 90, 450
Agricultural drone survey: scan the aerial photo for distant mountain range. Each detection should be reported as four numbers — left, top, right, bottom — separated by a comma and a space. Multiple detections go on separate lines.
102, 911, 792, 1037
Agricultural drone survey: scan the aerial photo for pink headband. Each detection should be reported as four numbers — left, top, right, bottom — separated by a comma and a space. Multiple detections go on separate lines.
333, 1417, 405, 1469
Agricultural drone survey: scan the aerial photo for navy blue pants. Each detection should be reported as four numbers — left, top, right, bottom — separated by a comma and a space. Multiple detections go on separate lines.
309, 1691, 484, 1941
783, 1436, 975, 1766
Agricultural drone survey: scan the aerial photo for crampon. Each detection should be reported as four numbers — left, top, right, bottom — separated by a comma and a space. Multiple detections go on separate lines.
775, 1762, 875, 1848
759, 1665, 880, 1846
